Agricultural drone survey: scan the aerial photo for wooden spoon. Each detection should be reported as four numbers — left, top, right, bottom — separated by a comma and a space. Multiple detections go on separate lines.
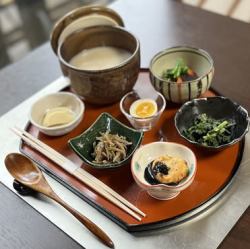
4, 153, 114, 248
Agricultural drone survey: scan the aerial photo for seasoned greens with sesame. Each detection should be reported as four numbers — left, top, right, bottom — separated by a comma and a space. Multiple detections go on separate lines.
183, 114, 235, 147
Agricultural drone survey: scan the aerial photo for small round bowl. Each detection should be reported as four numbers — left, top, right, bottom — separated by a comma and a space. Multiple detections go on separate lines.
57, 25, 140, 105
30, 92, 84, 136
131, 142, 197, 200
175, 96, 249, 150
120, 90, 166, 131
149, 46, 214, 103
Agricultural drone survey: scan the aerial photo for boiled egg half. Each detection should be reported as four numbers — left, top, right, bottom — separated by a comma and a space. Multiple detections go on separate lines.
129, 99, 158, 118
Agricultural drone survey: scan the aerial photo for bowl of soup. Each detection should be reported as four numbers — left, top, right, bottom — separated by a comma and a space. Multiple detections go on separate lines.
57, 25, 140, 105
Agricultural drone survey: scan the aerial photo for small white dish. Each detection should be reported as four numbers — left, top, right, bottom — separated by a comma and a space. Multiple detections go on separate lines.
131, 142, 197, 200
30, 92, 84, 136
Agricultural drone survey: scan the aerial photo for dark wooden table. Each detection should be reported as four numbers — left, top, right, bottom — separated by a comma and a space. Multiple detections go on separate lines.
0, 0, 250, 248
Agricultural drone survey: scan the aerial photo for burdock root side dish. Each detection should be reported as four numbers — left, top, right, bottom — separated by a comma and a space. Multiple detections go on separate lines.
161, 59, 197, 83
92, 131, 132, 164
144, 155, 189, 185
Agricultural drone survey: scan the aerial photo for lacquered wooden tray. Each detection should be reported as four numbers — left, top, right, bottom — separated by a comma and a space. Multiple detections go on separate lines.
20, 70, 244, 232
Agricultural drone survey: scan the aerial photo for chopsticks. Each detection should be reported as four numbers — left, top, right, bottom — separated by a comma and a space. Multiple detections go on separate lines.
12, 127, 146, 221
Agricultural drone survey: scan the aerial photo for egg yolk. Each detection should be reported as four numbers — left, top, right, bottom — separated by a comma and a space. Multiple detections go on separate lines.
130, 100, 157, 118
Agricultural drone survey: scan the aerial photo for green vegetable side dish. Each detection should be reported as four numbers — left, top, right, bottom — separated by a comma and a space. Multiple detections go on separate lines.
183, 114, 235, 147
161, 59, 197, 83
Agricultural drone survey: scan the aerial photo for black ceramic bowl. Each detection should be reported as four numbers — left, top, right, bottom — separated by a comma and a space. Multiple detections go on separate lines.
175, 96, 249, 150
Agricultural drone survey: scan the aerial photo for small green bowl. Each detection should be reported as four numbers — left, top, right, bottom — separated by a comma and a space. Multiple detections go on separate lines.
68, 112, 143, 169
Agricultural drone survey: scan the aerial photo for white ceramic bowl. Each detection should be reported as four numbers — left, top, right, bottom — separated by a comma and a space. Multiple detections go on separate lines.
131, 142, 197, 200
30, 92, 84, 136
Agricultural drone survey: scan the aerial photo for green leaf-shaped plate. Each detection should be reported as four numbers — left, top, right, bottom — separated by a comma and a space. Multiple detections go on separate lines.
68, 112, 143, 169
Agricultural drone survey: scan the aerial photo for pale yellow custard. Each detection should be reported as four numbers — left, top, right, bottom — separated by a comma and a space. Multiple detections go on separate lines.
42, 107, 75, 127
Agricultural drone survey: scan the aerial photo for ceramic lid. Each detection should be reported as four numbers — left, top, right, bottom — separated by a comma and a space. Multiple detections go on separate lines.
50, 5, 124, 55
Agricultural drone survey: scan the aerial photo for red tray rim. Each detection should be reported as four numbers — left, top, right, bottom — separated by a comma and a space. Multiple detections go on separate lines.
20, 134, 244, 232
19, 68, 245, 232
